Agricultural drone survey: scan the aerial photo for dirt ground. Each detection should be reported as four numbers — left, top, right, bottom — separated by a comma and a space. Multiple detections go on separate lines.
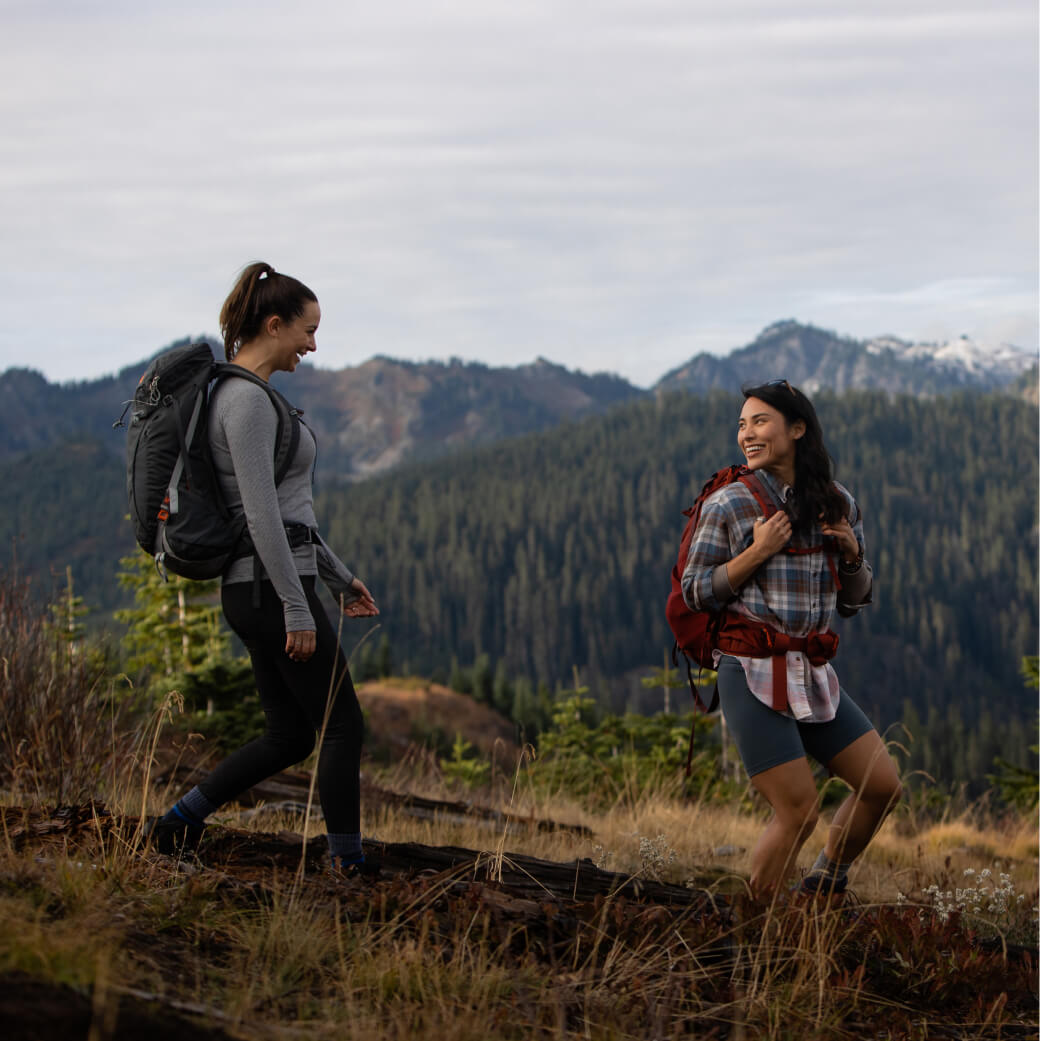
0, 804, 725, 1041
3, 802, 1037, 1041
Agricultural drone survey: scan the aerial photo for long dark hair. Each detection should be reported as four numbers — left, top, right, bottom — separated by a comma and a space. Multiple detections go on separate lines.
742, 380, 846, 535
219, 262, 317, 361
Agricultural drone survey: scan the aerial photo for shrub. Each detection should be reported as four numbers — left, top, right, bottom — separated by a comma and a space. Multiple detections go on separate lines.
532, 687, 727, 807
0, 568, 132, 805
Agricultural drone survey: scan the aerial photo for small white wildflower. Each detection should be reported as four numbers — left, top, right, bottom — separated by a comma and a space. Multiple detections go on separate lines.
963, 868, 976, 877
980, 868, 992, 880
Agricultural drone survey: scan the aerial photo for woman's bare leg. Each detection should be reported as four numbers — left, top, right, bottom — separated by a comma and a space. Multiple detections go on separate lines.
747, 756, 820, 901
822, 730, 903, 864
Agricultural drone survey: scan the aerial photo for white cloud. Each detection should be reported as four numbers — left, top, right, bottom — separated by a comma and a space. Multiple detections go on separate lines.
0, 0, 1035, 387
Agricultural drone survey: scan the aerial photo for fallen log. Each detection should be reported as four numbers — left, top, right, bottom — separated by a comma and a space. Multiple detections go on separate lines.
152, 763, 591, 837
197, 825, 724, 906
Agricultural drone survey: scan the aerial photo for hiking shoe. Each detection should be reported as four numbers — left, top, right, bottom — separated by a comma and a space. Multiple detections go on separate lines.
794, 874, 851, 911
330, 856, 383, 881
798, 873, 848, 897
140, 815, 206, 857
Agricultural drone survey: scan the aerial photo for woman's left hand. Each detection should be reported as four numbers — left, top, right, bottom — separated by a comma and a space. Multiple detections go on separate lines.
820, 516, 860, 563
342, 578, 379, 617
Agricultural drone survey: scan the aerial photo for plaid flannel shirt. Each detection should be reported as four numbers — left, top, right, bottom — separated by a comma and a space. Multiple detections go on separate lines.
680, 468, 872, 721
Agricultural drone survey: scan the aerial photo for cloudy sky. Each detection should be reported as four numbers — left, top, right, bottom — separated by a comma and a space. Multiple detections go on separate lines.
2, 0, 1036, 386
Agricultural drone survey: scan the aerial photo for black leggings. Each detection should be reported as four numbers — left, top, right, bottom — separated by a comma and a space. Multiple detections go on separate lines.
196, 576, 364, 834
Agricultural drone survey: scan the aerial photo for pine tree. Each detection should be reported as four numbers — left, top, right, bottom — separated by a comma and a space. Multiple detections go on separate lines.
47, 564, 88, 662
114, 551, 225, 683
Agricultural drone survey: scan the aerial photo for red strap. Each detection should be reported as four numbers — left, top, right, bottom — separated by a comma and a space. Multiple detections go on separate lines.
755, 631, 800, 711
739, 473, 776, 517
826, 553, 842, 591
771, 656, 788, 711
739, 473, 843, 590
715, 619, 839, 713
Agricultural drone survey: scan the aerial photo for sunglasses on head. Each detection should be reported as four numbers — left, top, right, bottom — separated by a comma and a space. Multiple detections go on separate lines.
764, 378, 795, 394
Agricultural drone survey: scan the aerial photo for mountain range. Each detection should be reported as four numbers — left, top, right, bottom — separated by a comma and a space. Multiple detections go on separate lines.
660, 320, 1036, 396
1, 320, 1034, 479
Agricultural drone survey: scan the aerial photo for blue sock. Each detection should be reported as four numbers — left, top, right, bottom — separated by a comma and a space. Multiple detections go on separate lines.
165, 786, 218, 828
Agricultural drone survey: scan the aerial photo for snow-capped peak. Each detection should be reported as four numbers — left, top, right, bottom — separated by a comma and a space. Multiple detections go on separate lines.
864, 334, 1036, 378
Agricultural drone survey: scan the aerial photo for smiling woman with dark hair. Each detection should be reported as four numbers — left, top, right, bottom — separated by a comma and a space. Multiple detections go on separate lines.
681, 379, 902, 904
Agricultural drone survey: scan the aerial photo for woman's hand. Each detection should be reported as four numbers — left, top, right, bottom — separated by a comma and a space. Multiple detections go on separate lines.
721, 510, 792, 591
751, 511, 792, 560
286, 629, 316, 662
820, 516, 860, 563
342, 578, 379, 618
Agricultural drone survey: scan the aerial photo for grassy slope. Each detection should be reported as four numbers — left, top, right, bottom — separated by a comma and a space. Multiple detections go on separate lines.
1, 716, 1037, 1041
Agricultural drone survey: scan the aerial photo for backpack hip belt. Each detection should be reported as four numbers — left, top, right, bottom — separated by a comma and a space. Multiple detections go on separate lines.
244, 523, 320, 607
714, 616, 839, 712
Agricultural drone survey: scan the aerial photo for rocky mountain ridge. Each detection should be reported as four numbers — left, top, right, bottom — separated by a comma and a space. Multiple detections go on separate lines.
1, 321, 1034, 479
658, 320, 1035, 396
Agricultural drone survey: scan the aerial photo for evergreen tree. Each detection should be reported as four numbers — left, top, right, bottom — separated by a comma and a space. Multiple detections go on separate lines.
47, 564, 88, 661
114, 552, 225, 683
492, 658, 513, 716
375, 632, 393, 678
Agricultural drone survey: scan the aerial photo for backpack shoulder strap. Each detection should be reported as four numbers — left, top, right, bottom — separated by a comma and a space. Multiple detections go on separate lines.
737, 470, 780, 517
268, 385, 301, 485
677, 463, 747, 565
212, 365, 301, 487
739, 472, 844, 587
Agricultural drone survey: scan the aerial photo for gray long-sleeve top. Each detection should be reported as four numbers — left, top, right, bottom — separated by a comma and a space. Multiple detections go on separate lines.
208, 377, 357, 633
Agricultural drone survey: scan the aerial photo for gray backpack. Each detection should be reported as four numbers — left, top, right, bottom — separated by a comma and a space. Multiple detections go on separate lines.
117, 342, 300, 580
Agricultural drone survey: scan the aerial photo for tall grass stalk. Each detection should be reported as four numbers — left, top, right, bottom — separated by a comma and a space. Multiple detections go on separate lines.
294, 612, 381, 887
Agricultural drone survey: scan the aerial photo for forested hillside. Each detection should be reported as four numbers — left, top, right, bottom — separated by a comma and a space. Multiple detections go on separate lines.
2, 389, 1036, 785
1, 439, 132, 612
318, 390, 1038, 758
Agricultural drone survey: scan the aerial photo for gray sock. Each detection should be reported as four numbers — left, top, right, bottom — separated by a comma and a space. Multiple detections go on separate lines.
807, 849, 850, 882
178, 786, 219, 823
327, 831, 364, 864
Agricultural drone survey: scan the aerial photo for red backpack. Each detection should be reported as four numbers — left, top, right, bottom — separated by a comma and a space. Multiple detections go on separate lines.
665, 465, 841, 772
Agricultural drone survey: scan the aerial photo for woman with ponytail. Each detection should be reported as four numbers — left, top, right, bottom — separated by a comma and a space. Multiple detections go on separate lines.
147, 263, 379, 876
682, 380, 901, 904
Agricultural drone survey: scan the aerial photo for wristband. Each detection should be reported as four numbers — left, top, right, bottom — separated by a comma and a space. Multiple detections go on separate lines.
839, 546, 864, 574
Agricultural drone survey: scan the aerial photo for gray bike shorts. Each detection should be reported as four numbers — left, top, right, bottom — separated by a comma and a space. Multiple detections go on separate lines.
716, 654, 875, 778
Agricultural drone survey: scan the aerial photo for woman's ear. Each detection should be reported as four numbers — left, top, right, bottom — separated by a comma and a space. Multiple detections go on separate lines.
790, 419, 807, 440
262, 313, 283, 338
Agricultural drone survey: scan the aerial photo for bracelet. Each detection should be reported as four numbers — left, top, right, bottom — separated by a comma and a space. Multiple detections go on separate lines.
839, 546, 864, 574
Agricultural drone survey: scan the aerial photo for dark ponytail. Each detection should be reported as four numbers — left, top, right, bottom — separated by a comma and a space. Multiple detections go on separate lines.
219, 262, 317, 361
742, 381, 846, 536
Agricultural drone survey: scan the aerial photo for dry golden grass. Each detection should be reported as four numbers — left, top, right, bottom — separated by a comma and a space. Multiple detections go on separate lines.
0, 655, 1035, 1040
2, 759, 1037, 1041
184, 757, 1038, 935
